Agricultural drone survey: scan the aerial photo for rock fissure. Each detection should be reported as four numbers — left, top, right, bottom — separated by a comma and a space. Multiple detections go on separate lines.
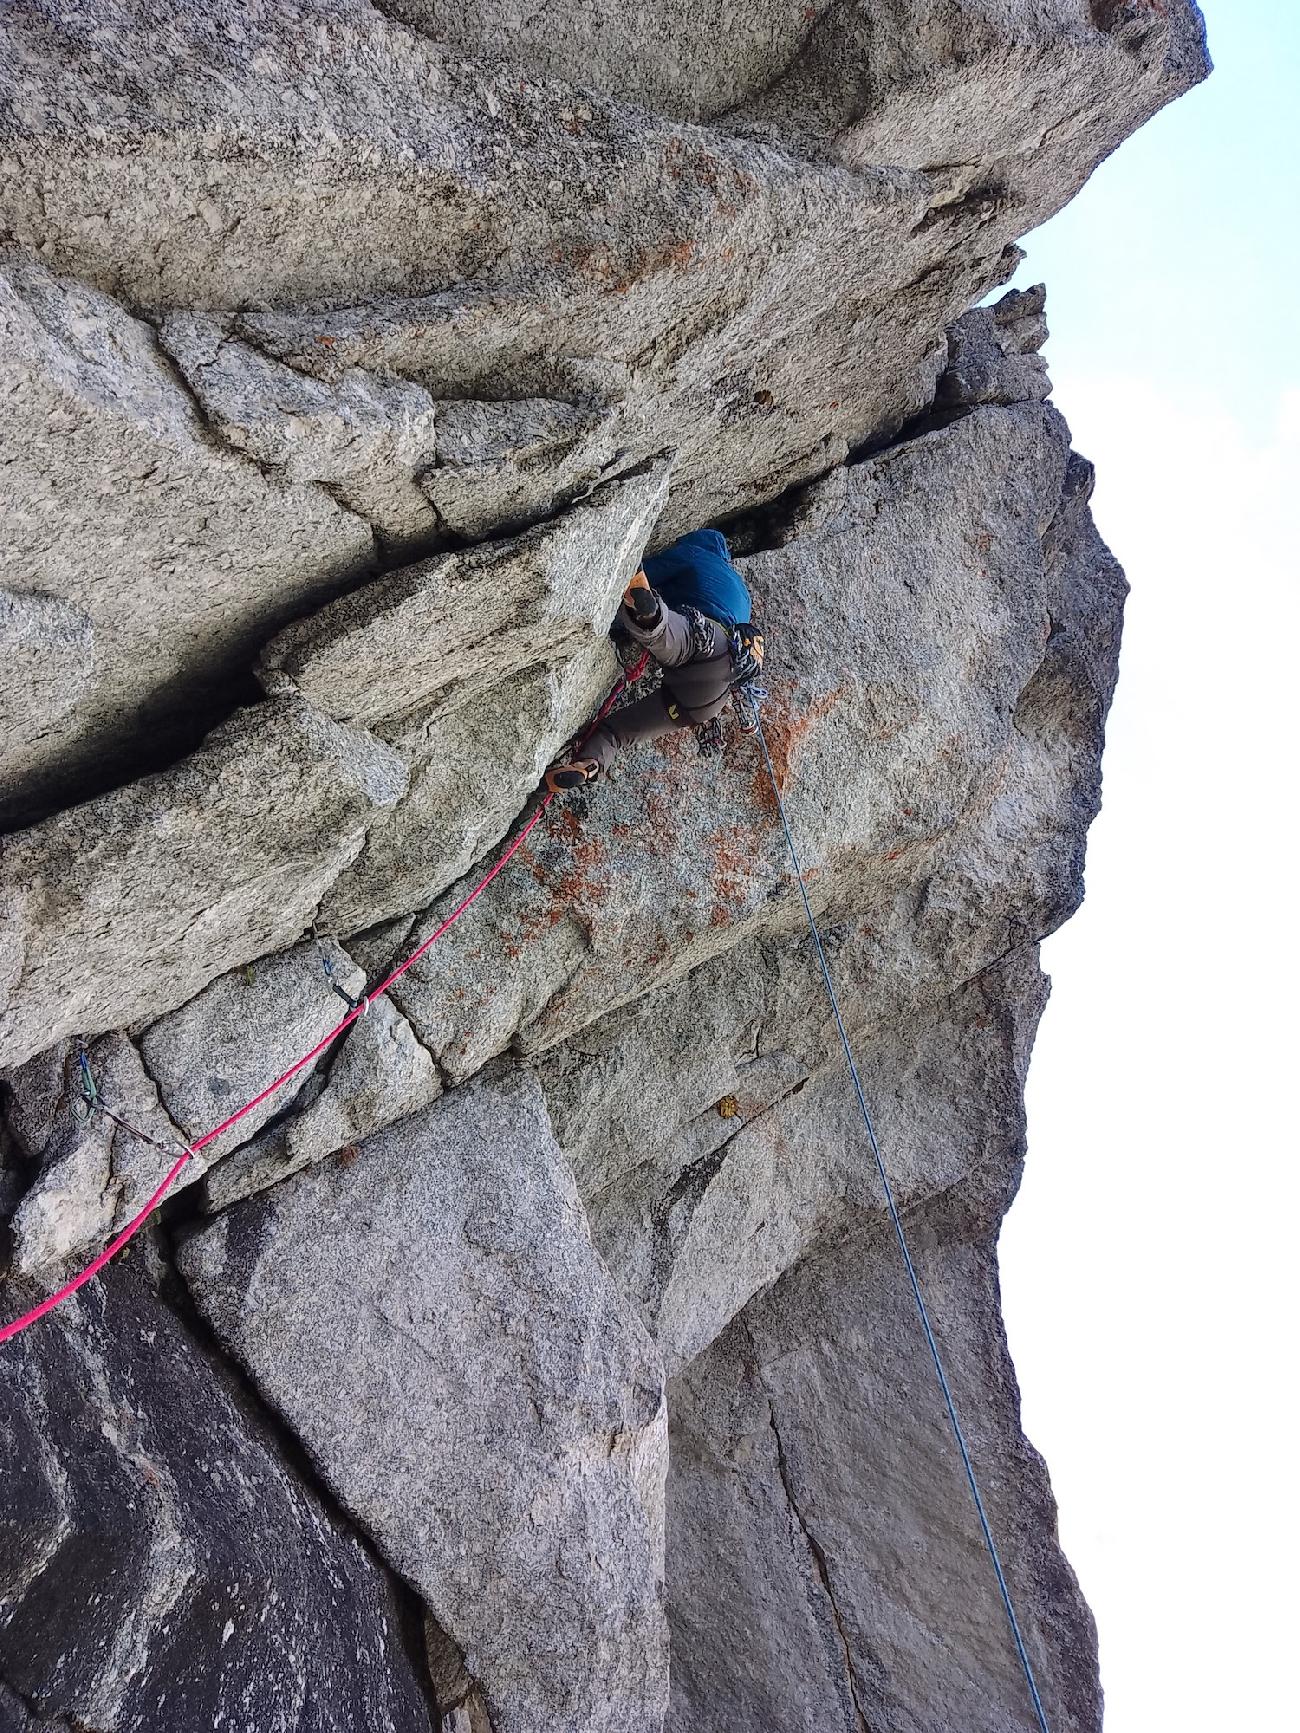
763, 1385, 877, 1733
1, 5, 1207, 1726
150, 1229, 458, 1722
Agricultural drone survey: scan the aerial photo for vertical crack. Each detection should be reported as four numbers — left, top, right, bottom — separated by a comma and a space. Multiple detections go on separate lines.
765, 1392, 875, 1733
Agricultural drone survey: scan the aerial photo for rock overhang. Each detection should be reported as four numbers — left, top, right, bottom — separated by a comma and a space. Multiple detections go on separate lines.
0, 5, 1210, 1729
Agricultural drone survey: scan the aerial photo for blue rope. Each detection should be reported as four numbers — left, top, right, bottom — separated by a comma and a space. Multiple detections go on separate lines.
754, 721, 1052, 1733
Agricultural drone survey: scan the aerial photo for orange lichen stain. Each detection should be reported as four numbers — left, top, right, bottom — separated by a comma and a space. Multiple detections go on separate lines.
708, 823, 759, 908
751, 683, 842, 809
582, 236, 698, 294
521, 824, 615, 932
644, 239, 696, 277
689, 149, 723, 192
662, 138, 726, 193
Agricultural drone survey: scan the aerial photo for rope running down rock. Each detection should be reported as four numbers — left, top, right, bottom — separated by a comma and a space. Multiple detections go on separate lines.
1, 672, 1055, 1729
0, 658, 646, 1345
753, 716, 1053, 1733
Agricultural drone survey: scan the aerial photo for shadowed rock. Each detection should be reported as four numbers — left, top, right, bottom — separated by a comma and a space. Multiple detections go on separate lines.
179, 1073, 670, 1733
0, 253, 375, 824
939, 284, 1053, 410
0, 1264, 440, 1733
0, 700, 406, 1070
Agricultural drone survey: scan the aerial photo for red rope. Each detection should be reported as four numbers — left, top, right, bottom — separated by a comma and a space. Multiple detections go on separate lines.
0, 660, 644, 1346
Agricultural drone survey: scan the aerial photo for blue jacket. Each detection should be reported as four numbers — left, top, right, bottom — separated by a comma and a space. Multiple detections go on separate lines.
642, 530, 752, 629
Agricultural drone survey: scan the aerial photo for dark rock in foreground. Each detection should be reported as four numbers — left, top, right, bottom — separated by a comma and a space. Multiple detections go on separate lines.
0, 1266, 437, 1733
0, 2, 1209, 1728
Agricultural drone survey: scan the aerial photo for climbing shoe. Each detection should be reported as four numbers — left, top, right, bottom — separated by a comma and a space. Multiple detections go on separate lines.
622, 569, 661, 627
545, 760, 599, 793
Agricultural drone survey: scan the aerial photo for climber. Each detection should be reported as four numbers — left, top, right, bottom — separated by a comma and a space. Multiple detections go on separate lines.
545, 529, 764, 791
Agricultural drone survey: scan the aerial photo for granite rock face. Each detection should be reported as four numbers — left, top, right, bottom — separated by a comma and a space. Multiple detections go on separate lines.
385, 391, 1114, 1085
0, 0, 1204, 797
581, 949, 1049, 1376
0, 253, 376, 825
0, 1264, 439, 1733
666, 1203, 1101, 1733
199, 990, 443, 1213
1, 3, 1208, 1729
178, 1074, 670, 1733
3, 1032, 187, 1282
0, 700, 407, 1070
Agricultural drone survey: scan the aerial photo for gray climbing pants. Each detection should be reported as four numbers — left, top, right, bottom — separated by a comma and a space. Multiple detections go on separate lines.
584, 601, 733, 775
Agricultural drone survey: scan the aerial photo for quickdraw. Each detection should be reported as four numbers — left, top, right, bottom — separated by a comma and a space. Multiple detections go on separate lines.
692, 619, 767, 755
727, 623, 766, 736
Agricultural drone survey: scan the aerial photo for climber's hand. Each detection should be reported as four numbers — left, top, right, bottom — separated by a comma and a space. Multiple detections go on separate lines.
622, 569, 661, 625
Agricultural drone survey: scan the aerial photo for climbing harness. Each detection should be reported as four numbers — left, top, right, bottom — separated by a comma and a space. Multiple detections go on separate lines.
727, 624, 766, 737
693, 624, 766, 755
674, 612, 766, 755
680, 602, 717, 661
754, 719, 1053, 1733
0, 661, 643, 1347
727, 621, 765, 689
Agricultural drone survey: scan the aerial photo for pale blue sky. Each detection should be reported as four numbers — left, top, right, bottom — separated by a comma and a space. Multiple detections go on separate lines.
996, 7, 1298, 1731
1001, 3, 1300, 422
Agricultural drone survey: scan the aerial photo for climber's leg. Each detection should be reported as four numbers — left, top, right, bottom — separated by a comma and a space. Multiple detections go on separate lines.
583, 690, 691, 774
